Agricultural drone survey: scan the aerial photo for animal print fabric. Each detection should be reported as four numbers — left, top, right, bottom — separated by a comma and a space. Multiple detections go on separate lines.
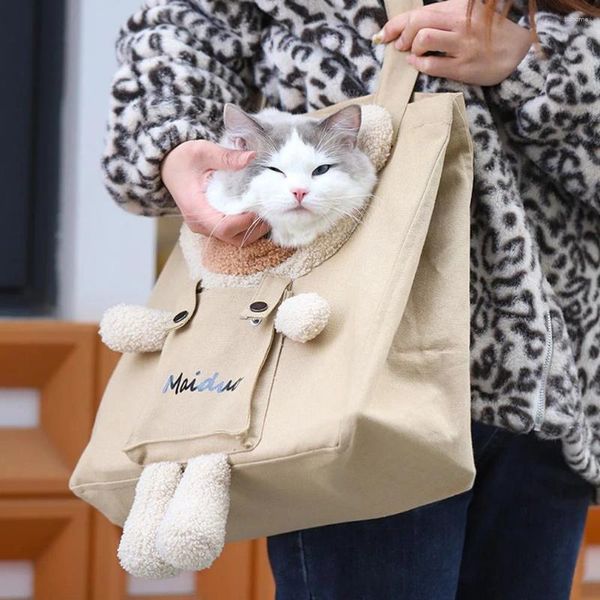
102, 0, 600, 489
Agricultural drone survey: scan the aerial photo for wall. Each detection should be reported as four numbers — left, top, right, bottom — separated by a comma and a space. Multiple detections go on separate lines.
0, 2, 156, 596
57, 0, 156, 321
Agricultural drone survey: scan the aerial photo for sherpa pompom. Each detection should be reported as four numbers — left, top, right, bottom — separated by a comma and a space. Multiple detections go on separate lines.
275, 293, 331, 343
99, 304, 174, 353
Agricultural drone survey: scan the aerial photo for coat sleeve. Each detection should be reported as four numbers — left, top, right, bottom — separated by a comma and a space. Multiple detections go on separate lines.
486, 12, 600, 209
102, 0, 266, 215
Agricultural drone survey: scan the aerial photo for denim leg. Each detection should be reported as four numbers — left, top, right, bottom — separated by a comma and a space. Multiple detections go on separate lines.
456, 426, 593, 600
267, 422, 592, 599
267, 422, 499, 600
268, 491, 470, 600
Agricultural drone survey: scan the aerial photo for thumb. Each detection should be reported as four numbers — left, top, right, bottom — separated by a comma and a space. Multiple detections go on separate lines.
212, 146, 256, 171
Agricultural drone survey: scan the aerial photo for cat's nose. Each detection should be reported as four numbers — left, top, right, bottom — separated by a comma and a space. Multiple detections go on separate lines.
292, 188, 308, 203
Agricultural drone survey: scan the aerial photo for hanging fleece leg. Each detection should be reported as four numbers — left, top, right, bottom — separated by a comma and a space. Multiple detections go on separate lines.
118, 462, 183, 579
156, 453, 231, 571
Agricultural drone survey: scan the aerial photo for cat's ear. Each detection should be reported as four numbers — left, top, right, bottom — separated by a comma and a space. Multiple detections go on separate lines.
318, 105, 361, 151
223, 104, 266, 151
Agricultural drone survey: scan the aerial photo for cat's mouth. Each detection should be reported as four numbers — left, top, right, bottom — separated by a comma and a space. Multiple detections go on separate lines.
286, 205, 313, 214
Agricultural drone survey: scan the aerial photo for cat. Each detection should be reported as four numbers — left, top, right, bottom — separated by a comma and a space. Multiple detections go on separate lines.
205, 104, 377, 249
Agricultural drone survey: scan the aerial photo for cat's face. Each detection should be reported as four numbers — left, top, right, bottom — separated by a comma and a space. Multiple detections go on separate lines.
205, 104, 377, 248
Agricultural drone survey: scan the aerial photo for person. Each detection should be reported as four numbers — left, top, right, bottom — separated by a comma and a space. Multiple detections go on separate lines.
102, 0, 600, 597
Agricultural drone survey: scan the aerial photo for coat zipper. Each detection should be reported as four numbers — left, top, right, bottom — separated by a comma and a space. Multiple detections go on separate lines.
533, 312, 553, 432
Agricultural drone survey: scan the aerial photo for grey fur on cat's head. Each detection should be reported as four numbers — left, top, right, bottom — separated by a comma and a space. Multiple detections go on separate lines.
205, 104, 377, 248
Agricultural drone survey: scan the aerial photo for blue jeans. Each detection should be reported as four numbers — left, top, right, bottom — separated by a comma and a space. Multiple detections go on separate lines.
267, 421, 593, 599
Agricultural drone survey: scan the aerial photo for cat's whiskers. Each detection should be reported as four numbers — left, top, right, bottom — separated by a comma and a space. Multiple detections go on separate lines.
326, 194, 375, 199
240, 207, 279, 249
239, 212, 272, 249
329, 211, 362, 227
321, 210, 337, 233
327, 205, 367, 226
206, 213, 233, 245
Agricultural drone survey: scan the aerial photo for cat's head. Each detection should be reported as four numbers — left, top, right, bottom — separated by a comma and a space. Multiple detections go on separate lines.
205, 104, 377, 248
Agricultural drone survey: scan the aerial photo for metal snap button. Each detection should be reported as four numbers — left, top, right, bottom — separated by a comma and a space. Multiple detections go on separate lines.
249, 301, 268, 313
250, 318, 262, 326
173, 310, 188, 323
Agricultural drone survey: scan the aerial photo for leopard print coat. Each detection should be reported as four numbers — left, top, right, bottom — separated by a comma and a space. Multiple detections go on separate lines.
102, 0, 600, 488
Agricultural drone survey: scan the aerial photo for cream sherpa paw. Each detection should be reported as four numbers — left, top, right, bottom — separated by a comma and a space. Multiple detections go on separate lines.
275, 293, 331, 343
118, 462, 183, 579
99, 304, 174, 353
156, 453, 231, 572
358, 105, 394, 172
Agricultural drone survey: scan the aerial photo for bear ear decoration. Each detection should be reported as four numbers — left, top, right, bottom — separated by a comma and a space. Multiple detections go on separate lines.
318, 104, 362, 151
356, 104, 394, 172
223, 103, 266, 151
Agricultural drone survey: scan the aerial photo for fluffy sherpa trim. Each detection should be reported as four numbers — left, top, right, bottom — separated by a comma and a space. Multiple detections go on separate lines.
358, 104, 394, 172
156, 453, 231, 571
274, 293, 331, 343
180, 214, 358, 288
202, 236, 295, 276
99, 304, 174, 353
118, 462, 183, 579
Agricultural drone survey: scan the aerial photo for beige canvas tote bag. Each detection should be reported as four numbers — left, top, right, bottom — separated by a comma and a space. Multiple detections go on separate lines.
70, 0, 475, 541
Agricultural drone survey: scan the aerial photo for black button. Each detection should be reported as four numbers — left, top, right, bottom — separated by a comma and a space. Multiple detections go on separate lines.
173, 310, 188, 323
249, 301, 268, 313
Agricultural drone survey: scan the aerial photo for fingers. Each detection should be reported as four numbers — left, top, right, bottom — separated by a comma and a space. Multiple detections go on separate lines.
210, 146, 256, 171
184, 208, 270, 247
376, 8, 456, 49
410, 29, 461, 57
199, 170, 214, 193
405, 54, 463, 80
374, 13, 408, 44
217, 212, 259, 238
231, 220, 271, 247
181, 171, 270, 245
165, 139, 266, 247
215, 213, 270, 247
185, 210, 250, 237
395, 10, 457, 50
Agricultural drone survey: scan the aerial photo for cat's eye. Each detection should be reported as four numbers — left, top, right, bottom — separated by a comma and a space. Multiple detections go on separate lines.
267, 166, 285, 175
312, 164, 332, 176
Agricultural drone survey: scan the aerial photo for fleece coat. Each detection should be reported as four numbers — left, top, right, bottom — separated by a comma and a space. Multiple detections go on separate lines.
101, 0, 600, 486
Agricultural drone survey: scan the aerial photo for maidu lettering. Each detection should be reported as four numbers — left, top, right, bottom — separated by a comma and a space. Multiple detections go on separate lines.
162, 370, 244, 395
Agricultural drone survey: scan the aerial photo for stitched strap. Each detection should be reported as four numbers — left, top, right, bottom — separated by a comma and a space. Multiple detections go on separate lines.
166, 279, 202, 331
240, 274, 292, 321
375, 0, 423, 126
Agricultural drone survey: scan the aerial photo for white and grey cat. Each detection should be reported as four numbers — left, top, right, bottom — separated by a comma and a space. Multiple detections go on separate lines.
206, 104, 377, 248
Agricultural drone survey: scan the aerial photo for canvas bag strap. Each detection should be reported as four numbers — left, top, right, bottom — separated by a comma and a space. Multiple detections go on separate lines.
239, 274, 292, 321
375, 0, 422, 126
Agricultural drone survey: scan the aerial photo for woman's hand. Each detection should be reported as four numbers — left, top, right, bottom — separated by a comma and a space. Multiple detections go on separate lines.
161, 140, 270, 246
375, 0, 533, 86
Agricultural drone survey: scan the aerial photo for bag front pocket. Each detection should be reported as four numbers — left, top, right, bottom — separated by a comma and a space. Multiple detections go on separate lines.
123, 275, 291, 465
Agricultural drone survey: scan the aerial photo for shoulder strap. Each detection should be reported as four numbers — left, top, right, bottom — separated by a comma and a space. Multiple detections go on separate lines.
375, 0, 422, 126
